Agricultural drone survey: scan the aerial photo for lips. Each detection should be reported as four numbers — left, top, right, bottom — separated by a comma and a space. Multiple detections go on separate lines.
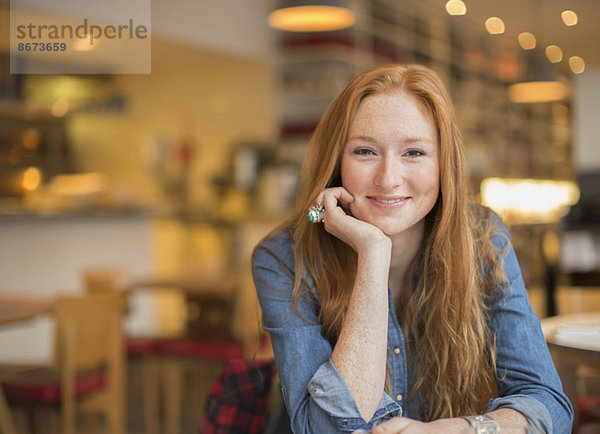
367, 196, 410, 207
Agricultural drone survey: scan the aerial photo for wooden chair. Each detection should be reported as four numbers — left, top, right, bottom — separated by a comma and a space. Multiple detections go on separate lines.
1, 293, 125, 434
81, 267, 160, 434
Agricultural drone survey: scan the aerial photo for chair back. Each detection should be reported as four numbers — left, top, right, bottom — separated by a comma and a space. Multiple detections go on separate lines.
81, 267, 130, 313
54, 293, 122, 370
54, 293, 125, 434
81, 267, 129, 293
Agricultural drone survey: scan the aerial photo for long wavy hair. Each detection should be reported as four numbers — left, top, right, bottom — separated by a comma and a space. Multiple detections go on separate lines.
287, 64, 506, 420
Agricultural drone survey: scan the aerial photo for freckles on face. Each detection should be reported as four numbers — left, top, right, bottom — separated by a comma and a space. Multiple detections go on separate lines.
340, 91, 440, 237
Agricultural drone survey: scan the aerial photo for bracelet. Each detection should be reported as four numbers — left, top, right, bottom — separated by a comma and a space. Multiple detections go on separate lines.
462, 415, 500, 434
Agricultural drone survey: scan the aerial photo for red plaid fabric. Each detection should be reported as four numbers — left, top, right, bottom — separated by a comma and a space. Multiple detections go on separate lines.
202, 359, 277, 434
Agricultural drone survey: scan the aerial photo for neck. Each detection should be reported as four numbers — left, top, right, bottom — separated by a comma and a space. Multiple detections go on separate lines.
388, 219, 425, 299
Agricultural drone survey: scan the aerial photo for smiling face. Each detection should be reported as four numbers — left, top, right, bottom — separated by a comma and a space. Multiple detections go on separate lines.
341, 90, 440, 240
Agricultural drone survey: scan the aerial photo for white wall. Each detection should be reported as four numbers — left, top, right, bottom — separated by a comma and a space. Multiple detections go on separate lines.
573, 66, 600, 172
152, 0, 276, 60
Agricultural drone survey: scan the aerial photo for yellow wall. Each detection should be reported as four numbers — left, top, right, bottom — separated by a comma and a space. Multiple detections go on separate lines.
67, 38, 278, 204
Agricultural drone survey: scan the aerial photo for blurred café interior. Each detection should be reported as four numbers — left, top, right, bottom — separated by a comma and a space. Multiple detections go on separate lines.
0, 0, 599, 432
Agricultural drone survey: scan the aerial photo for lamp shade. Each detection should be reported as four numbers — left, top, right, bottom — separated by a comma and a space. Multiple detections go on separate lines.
508, 49, 568, 103
268, 0, 356, 32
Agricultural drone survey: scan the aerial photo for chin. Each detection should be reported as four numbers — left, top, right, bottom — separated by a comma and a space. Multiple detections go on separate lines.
380, 226, 406, 237
366, 219, 406, 237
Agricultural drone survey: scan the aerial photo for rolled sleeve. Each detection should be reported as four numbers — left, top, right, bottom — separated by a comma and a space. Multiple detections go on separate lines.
308, 359, 402, 431
252, 231, 401, 433
487, 394, 552, 433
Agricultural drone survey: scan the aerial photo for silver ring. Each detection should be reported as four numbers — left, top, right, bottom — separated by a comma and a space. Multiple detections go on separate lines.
307, 203, 324, 223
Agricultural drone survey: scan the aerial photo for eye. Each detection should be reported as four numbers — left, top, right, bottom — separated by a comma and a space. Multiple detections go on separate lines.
354, 148, 375, 156
404, 149, 425, 157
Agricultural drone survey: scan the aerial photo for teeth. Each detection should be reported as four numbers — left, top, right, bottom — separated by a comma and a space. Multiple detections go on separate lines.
373, 198, 404, 204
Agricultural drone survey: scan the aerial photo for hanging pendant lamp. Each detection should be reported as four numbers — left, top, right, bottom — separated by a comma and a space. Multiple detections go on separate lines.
508, 0, 568, 103
508, 48, 568, 103
268, 0, 356, 32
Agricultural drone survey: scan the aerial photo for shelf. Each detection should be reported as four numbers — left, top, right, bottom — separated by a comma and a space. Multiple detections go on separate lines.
273, 0, 572, 194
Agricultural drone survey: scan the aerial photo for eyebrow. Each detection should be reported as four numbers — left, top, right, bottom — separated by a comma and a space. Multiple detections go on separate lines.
347, 135, 436, 145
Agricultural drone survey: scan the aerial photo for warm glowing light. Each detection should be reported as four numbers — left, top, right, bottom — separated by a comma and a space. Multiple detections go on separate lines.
51, 99, 69, 117
485, 17, 505, 35
22, 129, 41, 151
481, 178, 579, 224
445, 0, 466, 16
518, 32, 536, 50
49, 173, 107, 196
508, 81, 568, 103
545, 45, 563, 63
561, 10, 578, 26
569, 56, 585, 74
22, 167, 42, 192
268, 6, 355, 32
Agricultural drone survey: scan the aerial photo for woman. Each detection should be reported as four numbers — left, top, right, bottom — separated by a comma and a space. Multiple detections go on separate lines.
252, 64, 572, 433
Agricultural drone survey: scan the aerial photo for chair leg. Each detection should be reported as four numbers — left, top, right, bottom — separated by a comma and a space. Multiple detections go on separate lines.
186, 360, 223, 433
162, 358, 183, 434
0, 389, 19, 434
106, 366, 125, 434
141, 357, 160, 434
60, 398, 75, 434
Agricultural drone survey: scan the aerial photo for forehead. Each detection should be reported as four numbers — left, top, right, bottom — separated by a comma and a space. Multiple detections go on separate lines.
350, 91, 437, 137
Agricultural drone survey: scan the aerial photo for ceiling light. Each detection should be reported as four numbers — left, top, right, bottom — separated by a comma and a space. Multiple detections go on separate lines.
485, 17, 505, 35
508, 49, 568, 103
268, 1, 356, 32
569, 56, 585, 74
509, 81, 567, 103
518, 32, 536, 50
545, 45, 563, 63
445, 0, 467, 16
561, 10, 578, 26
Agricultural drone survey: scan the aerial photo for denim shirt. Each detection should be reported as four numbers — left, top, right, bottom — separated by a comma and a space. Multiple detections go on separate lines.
252, 219, 573, 433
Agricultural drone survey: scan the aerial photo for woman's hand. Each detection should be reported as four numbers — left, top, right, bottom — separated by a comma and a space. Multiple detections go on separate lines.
317, 187, 390, 254
372, 417, 469, 433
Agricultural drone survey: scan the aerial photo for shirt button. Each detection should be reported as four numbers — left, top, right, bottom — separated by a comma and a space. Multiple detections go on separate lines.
341, 419, 348, 427
396, 394, 403, 402
393, 347, 400, 355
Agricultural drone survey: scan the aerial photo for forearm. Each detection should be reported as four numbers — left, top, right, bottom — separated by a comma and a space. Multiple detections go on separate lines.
372, 409, 527, 434
331, 246, 391, 422
487, 408, 529, 429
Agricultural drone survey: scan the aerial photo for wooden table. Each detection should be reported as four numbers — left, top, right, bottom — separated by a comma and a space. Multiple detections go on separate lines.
541, 311, 600, 424
0, 297, 53, 325
542, 311, 600, 367
129, 274, 237, 297
0, 296, 53, 434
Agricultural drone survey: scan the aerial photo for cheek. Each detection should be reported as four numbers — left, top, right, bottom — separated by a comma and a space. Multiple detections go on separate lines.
408, 164, 440, 203
428, 169, 441, 204
340, 160, 361, 193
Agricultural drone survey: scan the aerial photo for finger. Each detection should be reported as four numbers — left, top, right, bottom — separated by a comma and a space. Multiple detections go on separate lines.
322, 191, 350, 221
328, 187, 354, 207
314, 187, 353, 206
372, 417, 414, 434
321, 188, 353, 213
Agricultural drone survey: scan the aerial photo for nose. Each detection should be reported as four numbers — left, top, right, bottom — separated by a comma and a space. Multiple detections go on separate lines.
373, 155, 401, 189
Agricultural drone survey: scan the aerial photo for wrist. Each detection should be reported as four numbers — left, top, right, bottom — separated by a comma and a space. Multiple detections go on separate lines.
358, 234, 391, 256
358, 242, 391, 271
462, 415, 500, 434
